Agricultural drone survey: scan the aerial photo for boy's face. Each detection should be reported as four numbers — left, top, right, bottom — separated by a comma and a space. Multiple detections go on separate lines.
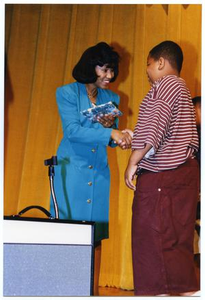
146, 55, 161, 84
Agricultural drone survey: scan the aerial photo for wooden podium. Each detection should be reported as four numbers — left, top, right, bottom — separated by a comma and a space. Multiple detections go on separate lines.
3, 216, 95, 296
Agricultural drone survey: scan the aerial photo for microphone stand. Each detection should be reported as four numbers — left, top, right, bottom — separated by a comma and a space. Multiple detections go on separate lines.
44, 156, 59, 219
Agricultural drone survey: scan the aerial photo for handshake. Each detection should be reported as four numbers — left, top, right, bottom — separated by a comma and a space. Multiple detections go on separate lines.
96, 114, 133, 150
111, 129, 133, 150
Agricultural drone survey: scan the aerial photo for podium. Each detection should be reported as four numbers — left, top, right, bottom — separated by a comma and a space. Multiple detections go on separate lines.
3, 216, 95, 296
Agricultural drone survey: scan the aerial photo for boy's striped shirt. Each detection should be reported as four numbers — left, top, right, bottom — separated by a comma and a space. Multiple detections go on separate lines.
132, 75, 199, 172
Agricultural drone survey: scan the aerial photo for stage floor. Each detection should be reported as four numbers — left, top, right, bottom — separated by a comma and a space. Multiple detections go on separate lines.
98, 254, 200, 296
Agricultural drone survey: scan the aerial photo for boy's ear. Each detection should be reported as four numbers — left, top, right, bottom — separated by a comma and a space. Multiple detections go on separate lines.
158, 57, 165, 70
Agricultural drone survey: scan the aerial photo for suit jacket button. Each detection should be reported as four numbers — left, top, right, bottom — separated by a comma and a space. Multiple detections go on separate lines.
91, 149, 96, 153
88, 182, 92, 186
87, 199, 91, 203
88, 165, 93, 169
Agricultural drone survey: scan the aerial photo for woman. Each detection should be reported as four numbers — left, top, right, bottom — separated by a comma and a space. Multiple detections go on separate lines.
50, 42, 132, 294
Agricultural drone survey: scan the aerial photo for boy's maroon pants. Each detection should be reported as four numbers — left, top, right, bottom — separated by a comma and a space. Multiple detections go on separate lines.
132, 158, 199, 295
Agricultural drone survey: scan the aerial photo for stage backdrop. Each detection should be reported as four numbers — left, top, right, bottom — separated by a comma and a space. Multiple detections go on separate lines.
4, 4, 201, 290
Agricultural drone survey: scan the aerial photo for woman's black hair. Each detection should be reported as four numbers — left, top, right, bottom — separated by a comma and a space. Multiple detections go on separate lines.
72, 42, 120, 83
149, 40, 183, 73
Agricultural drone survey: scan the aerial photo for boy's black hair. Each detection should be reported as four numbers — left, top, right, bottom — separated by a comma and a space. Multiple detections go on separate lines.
72, 42, 120, 83
192, 96, 201, 106
149, 40, 183, 73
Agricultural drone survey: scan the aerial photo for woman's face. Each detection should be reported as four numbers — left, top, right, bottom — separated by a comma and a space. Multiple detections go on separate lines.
94, 64, 115, 88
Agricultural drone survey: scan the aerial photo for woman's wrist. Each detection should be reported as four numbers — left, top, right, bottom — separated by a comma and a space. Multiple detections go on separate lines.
111, 129, 121, 142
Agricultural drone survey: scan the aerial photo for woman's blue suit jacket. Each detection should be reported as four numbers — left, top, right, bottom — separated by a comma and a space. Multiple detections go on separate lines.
50, 82, 120, 241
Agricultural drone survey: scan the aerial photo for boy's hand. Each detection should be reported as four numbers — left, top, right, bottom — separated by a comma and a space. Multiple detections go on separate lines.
111, 129, 132, 149
124, 144, 152, 190
124, 163, 137, 190
122, 129, 133, 139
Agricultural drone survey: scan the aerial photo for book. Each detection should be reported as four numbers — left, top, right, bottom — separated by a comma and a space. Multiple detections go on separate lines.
80, 101, 123, 122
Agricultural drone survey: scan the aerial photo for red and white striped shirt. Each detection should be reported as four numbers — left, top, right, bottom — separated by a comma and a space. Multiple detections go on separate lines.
132, 75, 199, 172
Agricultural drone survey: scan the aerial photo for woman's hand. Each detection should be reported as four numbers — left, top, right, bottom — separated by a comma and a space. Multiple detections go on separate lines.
111, 129, 132, 149
97, 114, 115, 128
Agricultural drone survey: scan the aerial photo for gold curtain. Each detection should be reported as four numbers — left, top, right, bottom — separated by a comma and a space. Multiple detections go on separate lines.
4, 4, 201, 290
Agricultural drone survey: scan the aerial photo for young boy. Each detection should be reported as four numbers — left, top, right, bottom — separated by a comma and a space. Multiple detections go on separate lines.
125, 41, 199, 296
